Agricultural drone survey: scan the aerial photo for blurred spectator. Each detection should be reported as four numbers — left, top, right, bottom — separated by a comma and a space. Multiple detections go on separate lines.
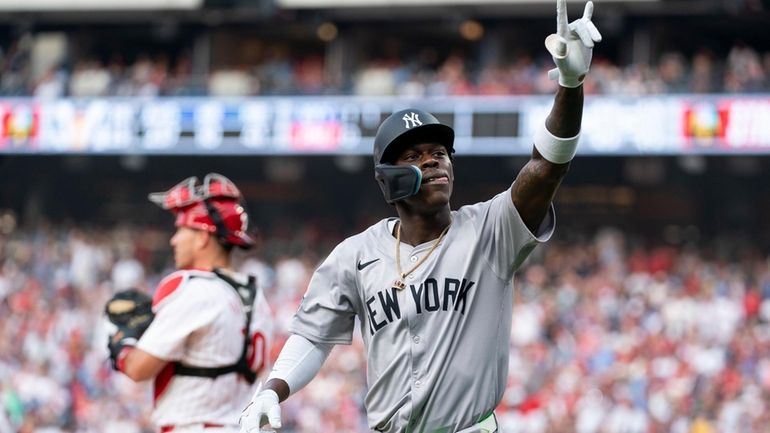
293, 55, 328, 95
255, 46, 295, 95
354, 60, 397, 96
69, 60, 111, 97
508, 55, 539, 95
476, 64, 509, 95
690, 48, 720, 94
658, 52, 688, 93
427, 53, 474, 96
165, 52, 205, 96
118, 55, 169, 97
33, 65, 67, 99
208, 69, 256, 96
724, 43, 766, 93
0, 35, 33, 96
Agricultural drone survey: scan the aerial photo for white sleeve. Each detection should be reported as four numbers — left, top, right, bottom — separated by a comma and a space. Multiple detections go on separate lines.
137, 283, 220, 360
267, 334, 333, 395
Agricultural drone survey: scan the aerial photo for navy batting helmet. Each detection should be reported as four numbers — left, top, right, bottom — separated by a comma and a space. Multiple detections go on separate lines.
373, 108, 455, 203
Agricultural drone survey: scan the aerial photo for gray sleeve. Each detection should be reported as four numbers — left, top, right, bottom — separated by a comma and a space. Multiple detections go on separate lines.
288, 243, 359, 345
462, 185, 555, 282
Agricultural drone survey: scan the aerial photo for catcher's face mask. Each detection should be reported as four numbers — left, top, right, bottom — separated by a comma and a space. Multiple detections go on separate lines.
149, 173, 255, 249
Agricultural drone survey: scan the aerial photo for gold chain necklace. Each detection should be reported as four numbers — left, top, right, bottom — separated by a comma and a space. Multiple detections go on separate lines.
393, 221, 451, 290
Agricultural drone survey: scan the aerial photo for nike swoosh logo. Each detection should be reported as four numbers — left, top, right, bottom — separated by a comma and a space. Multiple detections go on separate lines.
357, 258, 380, 271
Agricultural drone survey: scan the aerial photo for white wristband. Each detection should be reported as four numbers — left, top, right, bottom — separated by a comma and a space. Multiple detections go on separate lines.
533, 122, 580, 164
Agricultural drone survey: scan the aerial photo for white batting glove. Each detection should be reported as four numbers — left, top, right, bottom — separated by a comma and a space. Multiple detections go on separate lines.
239, 383, 282, 433
545, 0, 602, 88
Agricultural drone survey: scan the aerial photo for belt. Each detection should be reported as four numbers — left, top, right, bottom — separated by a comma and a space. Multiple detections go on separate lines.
456, 413, 498, 433
160, 423, 225, 432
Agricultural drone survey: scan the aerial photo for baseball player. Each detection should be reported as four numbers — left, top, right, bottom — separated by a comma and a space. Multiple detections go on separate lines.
240, 1, 600, 432
105, 173, 273, 433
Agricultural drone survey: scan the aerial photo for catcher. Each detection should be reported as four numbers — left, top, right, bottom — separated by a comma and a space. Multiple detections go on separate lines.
106, 173, 273, 433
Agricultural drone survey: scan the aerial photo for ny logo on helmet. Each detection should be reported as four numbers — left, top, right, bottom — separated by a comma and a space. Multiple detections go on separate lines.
402, 112, 422, 129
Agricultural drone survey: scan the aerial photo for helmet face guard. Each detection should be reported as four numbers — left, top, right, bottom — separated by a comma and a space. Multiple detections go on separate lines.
149, 173, 255, 249
374, 165, 423, 204
373, 109, 454, 203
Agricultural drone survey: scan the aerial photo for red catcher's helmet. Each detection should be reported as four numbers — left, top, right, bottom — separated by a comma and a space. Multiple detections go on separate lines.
148, 173, 255, 249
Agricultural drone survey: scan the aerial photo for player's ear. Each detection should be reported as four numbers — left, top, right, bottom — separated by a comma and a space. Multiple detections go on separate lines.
195, 229, 211, 251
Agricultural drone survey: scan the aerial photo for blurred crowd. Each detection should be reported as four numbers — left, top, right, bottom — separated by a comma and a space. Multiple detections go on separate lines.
1, 220, 769, 433
1, 35, 768, 98
352, 44, 768, 97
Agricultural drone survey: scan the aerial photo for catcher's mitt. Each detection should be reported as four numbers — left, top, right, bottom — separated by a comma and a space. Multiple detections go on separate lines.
105, 288, 154, 370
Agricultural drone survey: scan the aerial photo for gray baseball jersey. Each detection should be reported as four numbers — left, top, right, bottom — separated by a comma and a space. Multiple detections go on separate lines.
290, 186, 555, 433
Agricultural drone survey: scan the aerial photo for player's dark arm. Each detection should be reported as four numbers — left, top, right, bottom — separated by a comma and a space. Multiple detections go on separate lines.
511, 85, 583, 233
264, 378, 291, 402
512, 0, 601, 232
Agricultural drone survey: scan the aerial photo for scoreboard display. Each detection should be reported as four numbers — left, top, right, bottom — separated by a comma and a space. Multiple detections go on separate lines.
1, 95, 768, 155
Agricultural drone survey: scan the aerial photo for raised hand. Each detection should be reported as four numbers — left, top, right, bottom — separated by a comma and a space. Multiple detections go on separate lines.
545, 0, 602, 88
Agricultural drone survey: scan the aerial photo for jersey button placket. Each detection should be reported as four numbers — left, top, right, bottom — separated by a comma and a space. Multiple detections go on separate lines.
406, 258, 427, 399
410, 330, 426, 393
408, 326, 423, 386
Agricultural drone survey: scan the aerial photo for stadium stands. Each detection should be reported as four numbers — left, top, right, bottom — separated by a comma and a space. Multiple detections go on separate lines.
2, 41, 767, 97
